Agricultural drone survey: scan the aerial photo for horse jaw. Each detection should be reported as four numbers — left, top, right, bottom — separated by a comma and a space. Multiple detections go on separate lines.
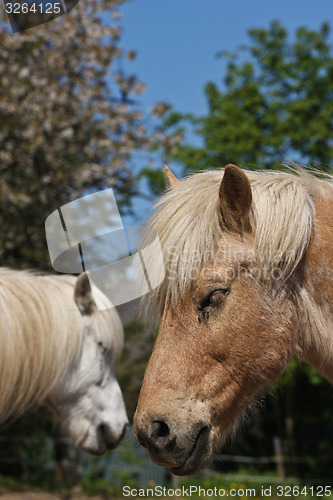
46, 333, 128, 454
67, 378, 128, 455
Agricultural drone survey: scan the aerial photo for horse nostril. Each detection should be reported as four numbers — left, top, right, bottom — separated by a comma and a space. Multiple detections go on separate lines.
98, 422, 127, 450
135, 418, 176, 453
98, 423, 106, 436
98, 423, 116, 450
150, 419, 177, 453
98, 423, 110, 443
151, 420, 170, 439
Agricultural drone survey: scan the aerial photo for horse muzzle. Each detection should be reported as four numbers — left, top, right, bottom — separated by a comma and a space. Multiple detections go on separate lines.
133, 413, 213, 475
79, 420, 128, 455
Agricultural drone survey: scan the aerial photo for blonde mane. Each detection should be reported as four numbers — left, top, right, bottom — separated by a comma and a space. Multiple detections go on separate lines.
0, 269, 123, 424
143, 167, 333, 314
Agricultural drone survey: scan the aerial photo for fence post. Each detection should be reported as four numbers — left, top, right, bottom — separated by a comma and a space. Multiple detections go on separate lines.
273, 436, 285, 481
171, 473, 182, 492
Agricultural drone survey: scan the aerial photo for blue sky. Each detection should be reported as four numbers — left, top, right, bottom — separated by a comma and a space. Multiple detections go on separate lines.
120, 0, 332, 116
117, 0, 333, 222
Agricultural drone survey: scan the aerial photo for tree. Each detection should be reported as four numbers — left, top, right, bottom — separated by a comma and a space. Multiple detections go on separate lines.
155, 21, 333, 178
0, 0, 161, 267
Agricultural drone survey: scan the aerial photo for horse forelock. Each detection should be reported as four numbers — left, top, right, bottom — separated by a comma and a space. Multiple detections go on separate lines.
0, 269, 123, 424
142, 166, 333, 318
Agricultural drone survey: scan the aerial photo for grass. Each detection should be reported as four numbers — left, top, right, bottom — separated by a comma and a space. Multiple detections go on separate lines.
1, 472, 333, 499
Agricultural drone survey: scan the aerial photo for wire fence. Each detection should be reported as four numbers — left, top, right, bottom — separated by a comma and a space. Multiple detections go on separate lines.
0, 430, 166, 488
0, 431, 333, 488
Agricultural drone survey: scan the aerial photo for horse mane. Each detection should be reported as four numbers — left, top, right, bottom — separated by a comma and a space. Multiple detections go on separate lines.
142, 166, 333, 316
0, 269, 123, 424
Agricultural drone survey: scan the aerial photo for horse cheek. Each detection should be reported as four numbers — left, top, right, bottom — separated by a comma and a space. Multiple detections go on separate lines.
205, 287, 294, 431
233, 293, 294, 387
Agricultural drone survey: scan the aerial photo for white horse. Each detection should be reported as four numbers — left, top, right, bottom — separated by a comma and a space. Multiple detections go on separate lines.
0, 269, 128, 454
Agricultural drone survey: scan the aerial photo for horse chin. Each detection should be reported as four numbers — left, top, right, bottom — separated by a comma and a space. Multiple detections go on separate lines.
167, 422, 230, 475
77, 430, 110, 456
77, 421, 128, 455
170, 432, 213, 476
168, 421, 233, 476
80, 440, 106, 456
145, 425, 214, 477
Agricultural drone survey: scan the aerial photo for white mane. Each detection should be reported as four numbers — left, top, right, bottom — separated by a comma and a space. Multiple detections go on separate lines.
142, 167, 333, 314
0, 269, 123, 424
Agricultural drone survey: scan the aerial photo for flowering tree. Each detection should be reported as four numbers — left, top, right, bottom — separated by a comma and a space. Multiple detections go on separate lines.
0, 0, 160, 267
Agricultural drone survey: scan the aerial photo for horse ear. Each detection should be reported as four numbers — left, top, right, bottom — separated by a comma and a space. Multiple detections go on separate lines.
163, 165, 179, 189
74, 273, 96, 316
219, 164, 252, 233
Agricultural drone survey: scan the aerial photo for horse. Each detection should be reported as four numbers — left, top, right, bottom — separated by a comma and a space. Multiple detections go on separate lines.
0, 269, 128, 454
133, 164, 333, 475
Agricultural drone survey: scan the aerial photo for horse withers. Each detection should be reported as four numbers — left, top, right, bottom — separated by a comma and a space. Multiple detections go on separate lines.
133, 164, 333, 475
0, 270, 128, 454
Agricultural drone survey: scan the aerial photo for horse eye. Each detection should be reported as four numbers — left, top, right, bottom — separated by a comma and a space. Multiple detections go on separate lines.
198, 288, 230, 319
97, 341, 107, 355
209, 288, 230, 303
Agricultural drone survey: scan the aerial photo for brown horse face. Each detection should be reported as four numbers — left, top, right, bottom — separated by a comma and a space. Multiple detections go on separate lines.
133, 238, 294, 475
133, 165, 296, 475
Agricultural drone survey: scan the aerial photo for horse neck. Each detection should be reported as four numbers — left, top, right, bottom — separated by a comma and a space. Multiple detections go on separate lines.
294, 198, 333, 382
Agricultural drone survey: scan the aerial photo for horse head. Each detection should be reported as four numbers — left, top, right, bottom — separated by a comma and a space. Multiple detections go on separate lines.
133, 165, 311, 475
46, 273, 128, 454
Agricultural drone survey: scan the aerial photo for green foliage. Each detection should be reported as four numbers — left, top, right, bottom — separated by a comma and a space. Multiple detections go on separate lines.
152, 21, 333, 179
138, 167, 166, 196
81, 470, 116, 497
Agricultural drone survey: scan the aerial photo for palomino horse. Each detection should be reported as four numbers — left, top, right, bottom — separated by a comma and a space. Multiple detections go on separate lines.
133, 164, 333, 475
0, 269, 128, 454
